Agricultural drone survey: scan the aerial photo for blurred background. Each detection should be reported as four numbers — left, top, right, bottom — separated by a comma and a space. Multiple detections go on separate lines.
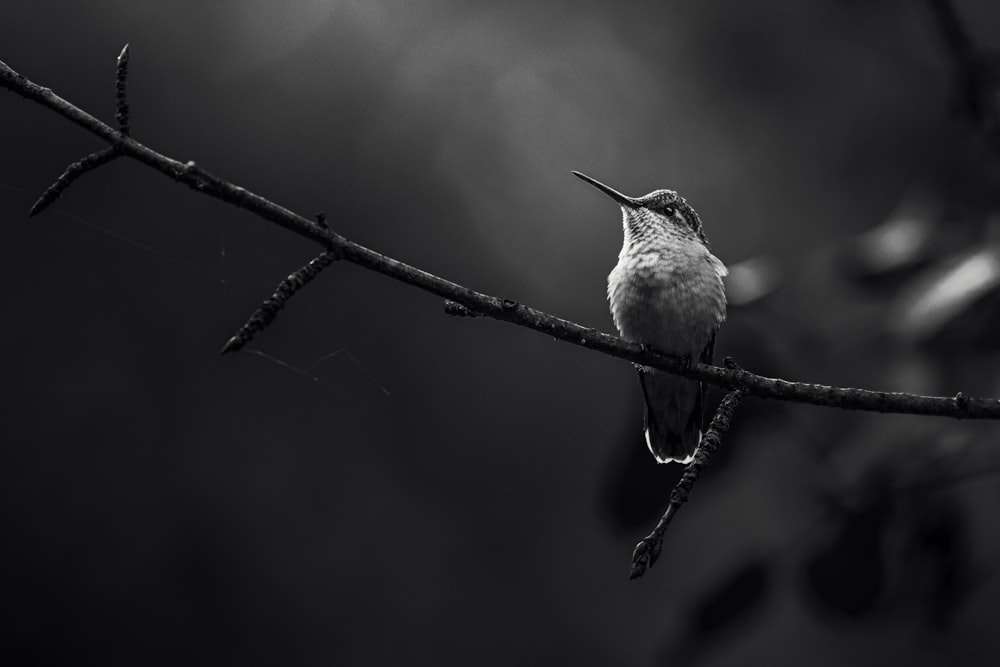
2, 0, 1000, 664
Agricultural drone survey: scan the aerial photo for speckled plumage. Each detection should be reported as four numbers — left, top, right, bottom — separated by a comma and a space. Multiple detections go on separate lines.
575, 173, 727, 464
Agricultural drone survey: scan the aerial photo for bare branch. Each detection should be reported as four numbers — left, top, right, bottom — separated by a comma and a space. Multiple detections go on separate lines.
28, 146, 118, 217
221, 250, 338, 354
629, 389, 745, 580
115, 43, 130, 135
3, 52, 1000, 420
27, 44, 133, 218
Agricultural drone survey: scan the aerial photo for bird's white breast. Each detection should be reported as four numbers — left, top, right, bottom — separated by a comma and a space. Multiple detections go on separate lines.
607, 241, 727, 357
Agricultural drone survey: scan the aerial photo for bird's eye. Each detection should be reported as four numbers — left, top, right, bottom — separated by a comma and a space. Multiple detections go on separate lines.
663, 206, 675, 217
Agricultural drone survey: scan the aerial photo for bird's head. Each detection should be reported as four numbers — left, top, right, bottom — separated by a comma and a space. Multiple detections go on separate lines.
573, 171, 706, 246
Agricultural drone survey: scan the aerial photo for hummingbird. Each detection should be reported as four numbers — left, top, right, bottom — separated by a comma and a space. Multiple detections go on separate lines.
574, 172, 728, 464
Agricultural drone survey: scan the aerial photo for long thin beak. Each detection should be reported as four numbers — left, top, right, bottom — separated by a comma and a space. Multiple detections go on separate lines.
572, 171, 639, 208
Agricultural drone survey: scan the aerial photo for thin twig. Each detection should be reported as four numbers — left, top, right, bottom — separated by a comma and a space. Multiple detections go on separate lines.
629, 389, 746, 580
115, 43, 130, 135
28, 146, 118, 216
3, 53, 1000, 419
27, 44, 132, 218
221, 250, 338, 354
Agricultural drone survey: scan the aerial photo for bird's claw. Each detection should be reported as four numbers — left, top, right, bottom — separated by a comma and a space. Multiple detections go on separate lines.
632, 343, 651, 372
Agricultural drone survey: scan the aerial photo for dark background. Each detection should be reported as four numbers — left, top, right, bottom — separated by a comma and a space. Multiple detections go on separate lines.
3, 1, 1000, 665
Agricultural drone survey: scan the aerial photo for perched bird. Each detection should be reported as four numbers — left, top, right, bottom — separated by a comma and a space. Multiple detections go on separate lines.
574, 172, 727, 464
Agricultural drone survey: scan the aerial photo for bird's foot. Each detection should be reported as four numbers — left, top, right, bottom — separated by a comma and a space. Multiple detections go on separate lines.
632, 343, 651, 372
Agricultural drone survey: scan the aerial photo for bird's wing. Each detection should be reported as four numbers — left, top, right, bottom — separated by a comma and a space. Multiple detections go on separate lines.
697, 329, 716, 427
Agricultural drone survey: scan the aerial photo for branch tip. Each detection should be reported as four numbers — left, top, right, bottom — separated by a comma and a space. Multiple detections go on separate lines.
220, 336, 243, 355
629, 530, 664, 580
222, 251, 337, 352
115, 43, 130, 135
28, 147, 119, 217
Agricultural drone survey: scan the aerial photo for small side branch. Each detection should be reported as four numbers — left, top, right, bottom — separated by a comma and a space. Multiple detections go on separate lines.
115, 44, 130, 135
221, 251, 338, 354
629, 389, 746, 580
26, 43, 132, 217
28, 147, 118, 216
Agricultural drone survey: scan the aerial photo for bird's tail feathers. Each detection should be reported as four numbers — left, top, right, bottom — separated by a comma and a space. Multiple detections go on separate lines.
639, 370, 704, 464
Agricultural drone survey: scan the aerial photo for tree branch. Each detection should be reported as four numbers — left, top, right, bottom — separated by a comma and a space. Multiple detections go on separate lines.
26, 44, 131, 217
629, 389, 746, 580
27, 146, 118, 216
221, 249, 338, 354
3, 53, 1000, 420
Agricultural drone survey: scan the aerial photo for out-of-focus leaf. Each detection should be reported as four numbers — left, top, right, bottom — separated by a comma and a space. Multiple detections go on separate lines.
724, 256, 782, 307
837, 193, 941, 284
889, 245, 1000, 350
